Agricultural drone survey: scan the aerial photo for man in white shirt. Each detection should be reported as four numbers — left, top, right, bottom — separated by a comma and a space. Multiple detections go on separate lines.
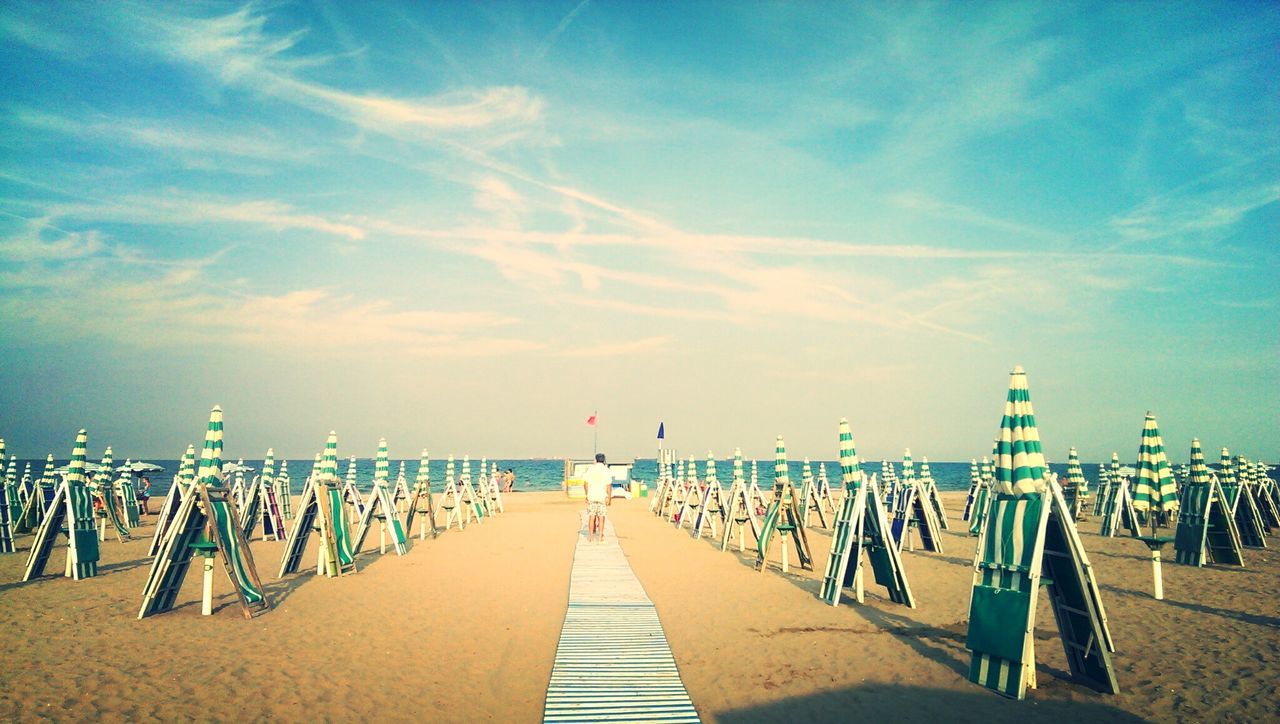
584, 453, 612, 543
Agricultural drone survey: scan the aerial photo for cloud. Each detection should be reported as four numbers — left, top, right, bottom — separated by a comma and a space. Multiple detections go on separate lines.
49, 194, 367, 240
554, 334, 673, 358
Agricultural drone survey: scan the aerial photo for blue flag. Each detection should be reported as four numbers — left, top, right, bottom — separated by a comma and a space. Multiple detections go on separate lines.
657, 422, 665, 440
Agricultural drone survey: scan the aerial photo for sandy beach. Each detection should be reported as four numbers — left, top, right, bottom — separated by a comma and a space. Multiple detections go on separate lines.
1, 490, 1277, 722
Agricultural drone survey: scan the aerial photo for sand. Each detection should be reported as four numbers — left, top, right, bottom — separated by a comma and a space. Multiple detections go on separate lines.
1, 491, 1277, 722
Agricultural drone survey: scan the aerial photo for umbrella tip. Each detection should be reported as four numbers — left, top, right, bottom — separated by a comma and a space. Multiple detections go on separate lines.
1012, 364, 1025, 374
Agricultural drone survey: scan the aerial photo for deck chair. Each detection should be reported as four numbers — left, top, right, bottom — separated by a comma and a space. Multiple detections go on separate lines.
1174, 476, 1243, 566
404, 478, 439, 540
692, 478, 726, 541
822, 474, 914, 607
351, 481, 409, 556
755, 438, 813, 573
278, 475, 357, 578
1099, 478, 1140, 538
966, 481, 1118, 700
720, 475, 762, 553
139, 484, 270, 619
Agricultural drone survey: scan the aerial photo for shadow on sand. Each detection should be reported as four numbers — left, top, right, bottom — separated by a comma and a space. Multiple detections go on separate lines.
713, 682, 1147, 724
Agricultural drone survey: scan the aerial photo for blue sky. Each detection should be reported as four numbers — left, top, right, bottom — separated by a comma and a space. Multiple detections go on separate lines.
1, 1, 1277, 463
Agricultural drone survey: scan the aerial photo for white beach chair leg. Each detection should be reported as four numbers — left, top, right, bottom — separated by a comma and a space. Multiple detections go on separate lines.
1151, 549, 1164, 600
781, 537, 789, 574
738, 525, 745, 552
379, 523, 387, 554
201, 556, 214, 616
854, 564, 864, 603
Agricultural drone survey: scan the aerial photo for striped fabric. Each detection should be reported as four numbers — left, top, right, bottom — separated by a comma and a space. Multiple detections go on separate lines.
1067, 448, 1088, 498
993, 366, 1047, 496
967, 491, 1049, 699
208, 493, 266, 604
262, 448, 276, 493
277, 460, 293, 519
197, 408, 225, 486
1132, 413, 1179, 515
544, 517, 699, 724
375, 438, 390, 483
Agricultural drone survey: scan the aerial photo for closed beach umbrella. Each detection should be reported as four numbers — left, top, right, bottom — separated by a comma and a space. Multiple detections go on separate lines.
177, 445, 197, 486
838, 418, 862, 490
262, 449, 276, 488
194, 407, 225, 486
1132, 412, 1180, 528
417, 450, 430, 485
345, 456, 358, 489
993, 366, 1048, 496
375, 438, 389, 485
1067, 447, 1088, 501
320, 431, 339, 481
706, 452, 717, 485
733, 448, 745, 484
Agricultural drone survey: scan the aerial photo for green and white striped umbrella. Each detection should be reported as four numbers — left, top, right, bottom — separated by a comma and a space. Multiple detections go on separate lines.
992, 365, 1048, 496
262, 448, 275, 488
319, 431, 339, 481
801, 458, 813, 491
276, 460, 292, 515
969, 459, 980, 487
838, 418, 862, 491
1132, 412, 1179, 515
687, 455, 697, 485
920, 456, 934, 490
94, 446, 115, 490
345, 456, 358, 490
67, 430, 88, 485
980, 456, 993, 486
446, 455, 455, 484
5, 455, 15, 484
1217, 448, 1235, 486
462, 455, 472, 484
818, 463, 831, 495
1236, 456, 1251, 489
677, 457, 685, 485
705, 452, 717, 485
374, 438, 390, 486
40, 453, 55, 487
1066, 448, 1087, 496
902, 449, 916, 489
196, 407, 225, 486
176, 444, 197, 486
733, 448, 745, 484
750, 459, 758, 488
1110, 452, 1121, 481
417, 450, 430, 485
1187, 439, 1210, 486
770, 436, 785, 478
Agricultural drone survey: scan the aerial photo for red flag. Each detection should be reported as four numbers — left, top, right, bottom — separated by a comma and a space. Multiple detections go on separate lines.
586, 414, 597, 426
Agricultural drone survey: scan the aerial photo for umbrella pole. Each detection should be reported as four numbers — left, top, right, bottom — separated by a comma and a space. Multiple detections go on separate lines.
1151, 546, 1164, 600
201, 552, 215, 615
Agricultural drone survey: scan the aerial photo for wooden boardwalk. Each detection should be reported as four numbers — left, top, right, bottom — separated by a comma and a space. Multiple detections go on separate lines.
543, 516, 700, 723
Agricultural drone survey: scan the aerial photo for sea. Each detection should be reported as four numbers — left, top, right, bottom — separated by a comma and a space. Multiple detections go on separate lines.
7, 457, 1129, 497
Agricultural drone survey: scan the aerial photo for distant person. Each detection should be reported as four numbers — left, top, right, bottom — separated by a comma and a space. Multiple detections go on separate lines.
137, 476, 151, 514
584, 453, 612, 543
503, 469, 515, 492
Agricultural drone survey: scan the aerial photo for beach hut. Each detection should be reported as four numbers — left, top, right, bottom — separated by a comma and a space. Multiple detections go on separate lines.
149, 444, 196, 557
1173, 439, 1243, 567
404, 449, 438, 540
720, 448, 762, 553
821, 418, 914, 608
964, 366, 1117, 700
278, 431, 357, 578
692, 453, 726, 540
755, 436, 813, 573
23, 429, 101, 580
1132, 413, 1180, 531
140, 406, 270, 619
276, 460, 292, 519
352, 438, 409, 556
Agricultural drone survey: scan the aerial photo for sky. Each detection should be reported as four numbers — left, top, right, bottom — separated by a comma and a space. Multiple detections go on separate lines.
1, 1, 1277, 464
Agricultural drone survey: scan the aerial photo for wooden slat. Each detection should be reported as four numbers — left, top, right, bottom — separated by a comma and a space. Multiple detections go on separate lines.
544, 517, 700, 724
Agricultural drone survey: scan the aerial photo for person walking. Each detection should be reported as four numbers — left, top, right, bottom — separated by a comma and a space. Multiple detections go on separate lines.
584, 453, 612, 543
